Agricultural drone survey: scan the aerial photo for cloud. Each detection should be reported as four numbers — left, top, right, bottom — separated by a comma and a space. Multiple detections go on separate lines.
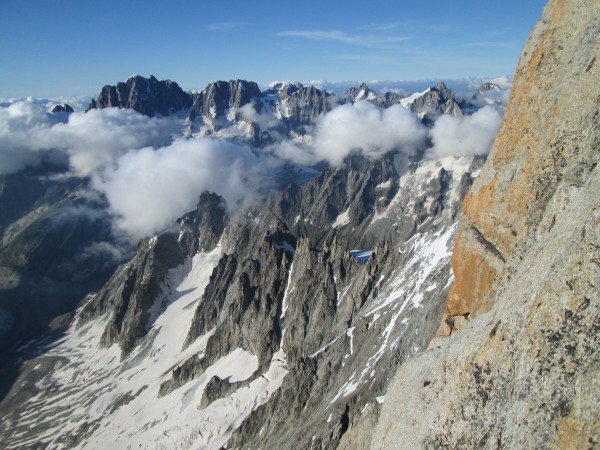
313, 102, 426, 164
277, 30, 410, 48
0, 100, 180, 176
42, 109, 180, 176
238, 103, 280, 130
269, 101, 427, 166
0, 100, 64, 174
1, 94, 505, 242
77, 241, 132, 265
92, 138, 278, 241
426, 105, 503, 159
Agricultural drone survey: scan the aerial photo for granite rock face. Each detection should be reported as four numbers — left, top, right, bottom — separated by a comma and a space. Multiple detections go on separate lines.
51, 103, 74, 113
190, 79, 262, 131
409, 82, 463, 118
78, 192, 227, 357
373, 1, 600, 448
87, 75, 192, 117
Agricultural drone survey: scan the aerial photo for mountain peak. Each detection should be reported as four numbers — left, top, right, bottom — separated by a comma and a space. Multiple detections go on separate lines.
86, 75, 192, 117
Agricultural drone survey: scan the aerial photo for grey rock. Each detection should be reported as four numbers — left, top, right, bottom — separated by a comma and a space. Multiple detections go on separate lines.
189, 79, 262, 131
372, 0, 600, 448
409, 81, 463, 118
86, 74, 192, 117
346, 83, 404, 108
346, 83, 377, 102
79, 191, 227, 357
262, 82, 334, 132
376, 91, 404, 108
51, 103, 74, 113
199, 375, 248, 409
478, 81, 501, 93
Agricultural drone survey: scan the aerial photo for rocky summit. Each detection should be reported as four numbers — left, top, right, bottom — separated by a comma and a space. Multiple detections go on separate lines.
87, 74, 192, 117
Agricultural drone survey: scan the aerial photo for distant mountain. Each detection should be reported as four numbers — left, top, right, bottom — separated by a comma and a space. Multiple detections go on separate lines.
478, 81, 501, 93
346, 82, 378, 102
189, 79, 262, 131
263, 82, 335, 131
51, 103, 74, 113
404, 81, 463, 117
85, 75, 480, 146
86, 75, 192, 116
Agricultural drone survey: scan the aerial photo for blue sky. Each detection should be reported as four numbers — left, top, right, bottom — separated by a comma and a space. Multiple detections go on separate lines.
0, 0, 547, 98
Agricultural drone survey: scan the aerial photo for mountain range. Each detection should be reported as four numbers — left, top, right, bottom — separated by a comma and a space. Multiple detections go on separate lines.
0, 1, 598, 446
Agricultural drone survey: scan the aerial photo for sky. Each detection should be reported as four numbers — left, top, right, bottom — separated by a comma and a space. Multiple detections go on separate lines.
0, 0, 547, 98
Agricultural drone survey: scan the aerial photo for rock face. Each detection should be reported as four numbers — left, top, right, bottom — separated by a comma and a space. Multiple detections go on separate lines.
78, 192, 226, 356
87, 75, 192, 116
373, 1, 600, 448
409, 81, 462, 117
190, 79, 262, 130
478, 82, 501, 93
0, 165, 121, 349
264, 82, 335, 132
51, 103, 74, 113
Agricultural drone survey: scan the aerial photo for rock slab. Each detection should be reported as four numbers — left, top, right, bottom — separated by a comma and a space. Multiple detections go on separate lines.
373, 0, 600, 448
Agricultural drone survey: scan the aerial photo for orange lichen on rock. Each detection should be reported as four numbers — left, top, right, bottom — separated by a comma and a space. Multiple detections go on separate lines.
442, 0, 599, 329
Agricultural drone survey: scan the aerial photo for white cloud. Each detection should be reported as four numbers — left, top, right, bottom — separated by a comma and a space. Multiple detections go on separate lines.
0, 100, 180, 176
426, 105, 502, 159
92, 138, 277, 241
278, 30, 410, 48
238, 103, 280, 130
42, 108, 179, 176
0, 95, 505, 242
314, 102, 426, 165
0, 100, 62, 175
269, 101, 427, 166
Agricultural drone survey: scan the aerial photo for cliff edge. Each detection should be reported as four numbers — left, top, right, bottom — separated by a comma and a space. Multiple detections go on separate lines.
372, 0, 599, 448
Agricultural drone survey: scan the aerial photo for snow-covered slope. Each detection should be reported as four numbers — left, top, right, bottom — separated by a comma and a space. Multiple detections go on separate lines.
1, 247, 288, 449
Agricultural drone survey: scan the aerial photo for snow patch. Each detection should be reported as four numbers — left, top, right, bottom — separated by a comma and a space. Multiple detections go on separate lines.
399, 88, 430, 108
375, 179, 392, 190
332, 208, 350, 228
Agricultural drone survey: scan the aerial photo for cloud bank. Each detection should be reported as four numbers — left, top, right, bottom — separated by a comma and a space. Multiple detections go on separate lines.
426, 105, 502, 159
0, 96, 503, 241
0, 100, 179, 176
92, 138, 277, 240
